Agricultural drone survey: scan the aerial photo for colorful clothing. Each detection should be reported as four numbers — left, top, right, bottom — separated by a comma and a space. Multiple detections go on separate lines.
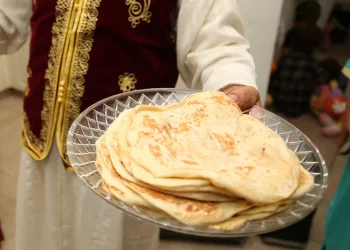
323, 159, 350, 250
269, 53, 328, 117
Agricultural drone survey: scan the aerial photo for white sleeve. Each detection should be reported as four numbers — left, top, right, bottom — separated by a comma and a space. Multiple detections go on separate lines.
0, 0, 32, 54
184, 0, 257, 91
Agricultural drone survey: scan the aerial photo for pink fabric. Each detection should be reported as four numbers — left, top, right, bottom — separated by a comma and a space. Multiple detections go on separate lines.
322, 124, 341, 137
0, 222, 4, 247
319, 113, 334, 126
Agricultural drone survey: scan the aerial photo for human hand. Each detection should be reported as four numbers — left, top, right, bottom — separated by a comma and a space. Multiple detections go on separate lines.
220, 84, 261, 111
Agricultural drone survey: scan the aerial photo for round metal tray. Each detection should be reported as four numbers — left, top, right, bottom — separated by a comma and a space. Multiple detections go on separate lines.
67, 89, 328, 237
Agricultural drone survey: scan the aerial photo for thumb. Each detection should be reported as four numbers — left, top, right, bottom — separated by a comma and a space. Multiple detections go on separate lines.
228, 92, 240, 104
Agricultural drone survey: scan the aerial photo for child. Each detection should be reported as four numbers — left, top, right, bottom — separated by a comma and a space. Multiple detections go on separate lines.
282, 0, 321, 56
269, 23, 328, 117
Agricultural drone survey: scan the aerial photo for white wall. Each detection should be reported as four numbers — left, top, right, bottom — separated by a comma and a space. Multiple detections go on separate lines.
318, 0, 337, 28
240, 0, 284, 105
276, 0, 298, 55
0, 56, 10, 92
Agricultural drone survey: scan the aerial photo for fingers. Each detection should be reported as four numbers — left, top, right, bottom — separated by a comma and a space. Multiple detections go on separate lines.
220, 85, 260, 111
254, 100, 263, 108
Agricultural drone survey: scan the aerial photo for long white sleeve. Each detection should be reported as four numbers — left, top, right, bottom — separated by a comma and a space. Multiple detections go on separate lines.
177, 0, 256, 91
0, 0, 32, 54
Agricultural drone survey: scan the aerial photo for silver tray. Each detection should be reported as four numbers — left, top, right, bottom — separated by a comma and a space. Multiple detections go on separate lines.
67, 89, 328, 237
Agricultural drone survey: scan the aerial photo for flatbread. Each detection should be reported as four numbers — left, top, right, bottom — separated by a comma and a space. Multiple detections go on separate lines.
209, 204, 291, 230
160, 190, 239, 202
107, 109, 213, 190
122, 180, 254, 226
235, 167, 314, 216
105, 109, 239, 201
95, 138, 151, 207
99, 128, 238, 202
95, 91, 311, 229
121, 91, 301, 203
239, 201, 292, 215
289, 167, 314, 199
97, 134, 256, 226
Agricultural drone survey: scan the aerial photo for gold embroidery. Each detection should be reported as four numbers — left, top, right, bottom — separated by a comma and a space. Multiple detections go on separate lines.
126, 0, 152, 28
22, 0, 75, 160
27, 67, 32, 78
57, 0, 102, 164
21, 112, 46, 159
119, 73, 137, 92
24, 67, 32, 97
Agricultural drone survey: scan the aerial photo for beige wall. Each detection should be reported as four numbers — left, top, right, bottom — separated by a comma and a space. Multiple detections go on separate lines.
318, 0, 337, 28
240, 0, 284, 105
0, 40, 29, 92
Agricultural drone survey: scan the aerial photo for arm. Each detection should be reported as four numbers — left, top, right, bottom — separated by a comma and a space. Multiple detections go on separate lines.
0, 0, 32, 54
177, 0, 256, 92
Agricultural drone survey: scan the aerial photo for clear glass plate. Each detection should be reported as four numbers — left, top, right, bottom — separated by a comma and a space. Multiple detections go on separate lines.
67, 89, 328, 237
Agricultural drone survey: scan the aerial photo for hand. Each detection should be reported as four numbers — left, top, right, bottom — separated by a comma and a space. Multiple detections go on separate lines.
220, 84, 261, 111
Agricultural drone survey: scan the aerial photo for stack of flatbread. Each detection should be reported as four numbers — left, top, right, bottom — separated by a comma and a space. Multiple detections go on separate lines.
95, 91, 314, 230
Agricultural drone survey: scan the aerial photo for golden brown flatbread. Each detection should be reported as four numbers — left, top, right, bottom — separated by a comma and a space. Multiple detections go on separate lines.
95, 91, 313, 230
121, 92, 301, 203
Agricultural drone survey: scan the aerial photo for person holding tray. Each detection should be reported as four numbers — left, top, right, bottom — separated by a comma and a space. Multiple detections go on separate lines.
0, 1, 259, 250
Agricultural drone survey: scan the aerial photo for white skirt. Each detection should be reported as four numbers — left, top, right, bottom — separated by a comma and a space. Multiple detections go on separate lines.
16, 143, 159, 250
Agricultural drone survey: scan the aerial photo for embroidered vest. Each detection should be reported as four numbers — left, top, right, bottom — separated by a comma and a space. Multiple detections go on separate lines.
22, 0, 178, 164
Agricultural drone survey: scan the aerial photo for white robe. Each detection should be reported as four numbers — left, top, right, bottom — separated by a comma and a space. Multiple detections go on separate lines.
17, 141, 159, 250
0, 0, 257, 249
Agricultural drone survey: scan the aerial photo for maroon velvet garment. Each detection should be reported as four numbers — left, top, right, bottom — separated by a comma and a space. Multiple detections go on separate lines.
0, 222, 3, 247
22, 0, 178, 163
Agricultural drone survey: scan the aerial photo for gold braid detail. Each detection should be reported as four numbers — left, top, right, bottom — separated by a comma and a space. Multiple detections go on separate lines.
126, 0, 152, 28
119, 72, 137, 92
24, 67, 32, 97
58, 0, 102, 163
22, 0, 74, 159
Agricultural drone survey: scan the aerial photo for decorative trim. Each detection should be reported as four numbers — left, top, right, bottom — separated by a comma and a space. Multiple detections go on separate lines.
118, 72, 137, 92
57, 0, 102, 164
22, 112, 44, 159
24, 67, 32, 97
21, 0, 75, 160
126, 0, 152, 28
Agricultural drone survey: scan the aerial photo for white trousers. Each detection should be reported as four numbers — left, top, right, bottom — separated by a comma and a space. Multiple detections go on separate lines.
16, 143, 159, 250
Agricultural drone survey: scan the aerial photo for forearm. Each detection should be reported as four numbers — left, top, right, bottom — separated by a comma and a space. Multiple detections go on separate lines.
177, 0, 256, 91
